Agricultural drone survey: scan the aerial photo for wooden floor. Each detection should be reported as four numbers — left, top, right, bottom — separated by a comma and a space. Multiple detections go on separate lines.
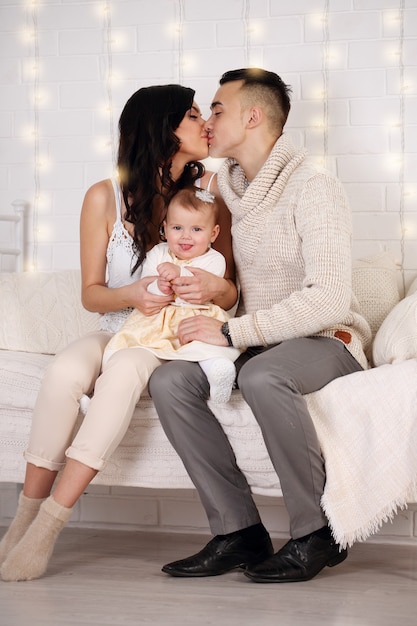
1, 527, 417, 626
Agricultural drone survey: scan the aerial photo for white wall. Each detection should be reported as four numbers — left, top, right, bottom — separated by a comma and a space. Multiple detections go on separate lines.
1, 0, 417, 542
0, 0, 416, 279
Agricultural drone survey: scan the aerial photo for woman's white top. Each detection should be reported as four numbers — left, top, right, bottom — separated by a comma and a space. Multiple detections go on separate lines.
99, 179, 142, 333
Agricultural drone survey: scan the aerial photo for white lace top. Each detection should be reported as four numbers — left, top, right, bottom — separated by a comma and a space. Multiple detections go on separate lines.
98, 175, 212, 333
99, 179, 142, 333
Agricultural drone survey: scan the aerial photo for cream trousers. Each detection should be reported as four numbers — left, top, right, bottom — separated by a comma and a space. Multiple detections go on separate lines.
24, 332, 161, 472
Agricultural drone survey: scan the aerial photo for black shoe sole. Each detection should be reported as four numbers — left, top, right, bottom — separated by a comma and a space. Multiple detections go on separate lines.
162, 564, 241, 577
244, 548, 348, 583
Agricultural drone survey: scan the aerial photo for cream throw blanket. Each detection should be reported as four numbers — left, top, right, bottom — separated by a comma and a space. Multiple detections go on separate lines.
305, 358, 417, 548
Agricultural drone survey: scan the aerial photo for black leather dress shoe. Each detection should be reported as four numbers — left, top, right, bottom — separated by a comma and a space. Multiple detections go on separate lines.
162, 524, 274, 577
244, 532, 347, 583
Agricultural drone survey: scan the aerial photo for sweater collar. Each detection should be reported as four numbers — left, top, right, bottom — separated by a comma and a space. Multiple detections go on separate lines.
217, 134, 307, 220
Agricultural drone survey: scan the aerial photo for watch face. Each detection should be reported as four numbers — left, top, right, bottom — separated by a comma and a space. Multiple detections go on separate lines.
221, 322, 232, 346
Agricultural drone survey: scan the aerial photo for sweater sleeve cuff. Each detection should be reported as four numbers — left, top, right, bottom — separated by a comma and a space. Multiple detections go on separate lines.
228, 314, 268, 348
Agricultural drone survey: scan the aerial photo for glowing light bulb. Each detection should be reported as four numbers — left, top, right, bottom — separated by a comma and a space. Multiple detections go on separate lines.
165, 22, 181, 38
247, 21, 264, 39
383, 10, 401, 27
311, 13, 326, 28
180, 54, 196, 72
19, 27, 35, 44
386, 155, 403, 171
110, 31, 128, 51
36, 156, 51, 171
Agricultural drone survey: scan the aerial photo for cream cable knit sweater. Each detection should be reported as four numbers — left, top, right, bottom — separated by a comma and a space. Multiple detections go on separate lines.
217, 134, 371, 370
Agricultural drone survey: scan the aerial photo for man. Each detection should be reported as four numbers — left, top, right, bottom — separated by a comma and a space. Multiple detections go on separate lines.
149, 68, 371, 583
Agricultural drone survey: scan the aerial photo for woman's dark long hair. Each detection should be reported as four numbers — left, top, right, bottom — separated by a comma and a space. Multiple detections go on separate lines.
117, 84, 205, 273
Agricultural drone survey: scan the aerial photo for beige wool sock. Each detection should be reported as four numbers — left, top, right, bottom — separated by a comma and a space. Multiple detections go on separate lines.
0, 495, 72, 582
0, 492, 45, 566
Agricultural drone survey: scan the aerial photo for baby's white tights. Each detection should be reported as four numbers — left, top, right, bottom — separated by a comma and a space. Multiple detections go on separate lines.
199, 358, 236, 404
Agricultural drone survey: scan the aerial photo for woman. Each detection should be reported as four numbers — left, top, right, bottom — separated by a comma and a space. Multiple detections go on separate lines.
0, 84, 236, 582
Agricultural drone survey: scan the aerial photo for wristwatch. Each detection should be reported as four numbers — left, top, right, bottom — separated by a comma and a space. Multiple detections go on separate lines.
221, 322, 233, 347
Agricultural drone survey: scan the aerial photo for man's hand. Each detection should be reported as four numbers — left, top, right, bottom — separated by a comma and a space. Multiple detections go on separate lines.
171, 267, 219, 305
178, 316, 228, 346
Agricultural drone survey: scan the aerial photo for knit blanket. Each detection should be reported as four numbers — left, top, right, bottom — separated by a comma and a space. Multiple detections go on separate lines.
305, 358, 417, 548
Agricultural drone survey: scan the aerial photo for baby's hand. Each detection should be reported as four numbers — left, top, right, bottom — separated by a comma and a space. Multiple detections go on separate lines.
157, 277, 174, 295
157, 262, 180, 282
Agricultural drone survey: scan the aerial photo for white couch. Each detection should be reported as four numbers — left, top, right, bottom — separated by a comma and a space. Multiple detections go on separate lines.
1, 252, 417, 548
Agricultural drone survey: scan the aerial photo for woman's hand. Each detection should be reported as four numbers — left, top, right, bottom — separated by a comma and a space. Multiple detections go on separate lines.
127, 276, 174, 316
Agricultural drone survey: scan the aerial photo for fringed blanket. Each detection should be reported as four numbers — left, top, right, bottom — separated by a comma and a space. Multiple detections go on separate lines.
306, 358, 417, 548
214, 358, 417, 549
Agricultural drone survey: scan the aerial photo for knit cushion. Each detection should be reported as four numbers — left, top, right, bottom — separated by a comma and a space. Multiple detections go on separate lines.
0, 270, 100, 354
352, 252, 400, 338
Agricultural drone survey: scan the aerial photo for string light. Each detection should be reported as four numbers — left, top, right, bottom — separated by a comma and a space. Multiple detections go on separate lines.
27, 0, 40, 272
103, 0, 116, 167
397, 0, 407, 294
10, 2, 412, 280
243, 0, 251, 67
321, 0, 330, 167
176, 0, 184, 83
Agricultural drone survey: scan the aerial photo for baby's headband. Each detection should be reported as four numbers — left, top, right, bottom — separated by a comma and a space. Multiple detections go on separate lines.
195, 188, 215, 203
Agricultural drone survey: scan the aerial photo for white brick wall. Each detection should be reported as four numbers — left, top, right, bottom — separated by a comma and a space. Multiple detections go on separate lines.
1, 0, 417, 537
0, 0, 415, 274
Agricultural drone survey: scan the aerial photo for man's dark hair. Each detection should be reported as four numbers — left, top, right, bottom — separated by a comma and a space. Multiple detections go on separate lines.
220, 68, 292, 130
